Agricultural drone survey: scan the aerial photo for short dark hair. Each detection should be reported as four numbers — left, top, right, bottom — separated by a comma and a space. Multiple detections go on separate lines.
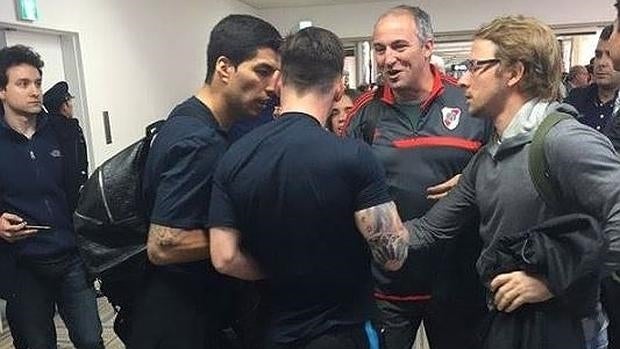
205, 14, 281, 84
616, 1, 620, 26
0, 45, 44, 89
280, 27, 344, 95
600, 24, 614, 40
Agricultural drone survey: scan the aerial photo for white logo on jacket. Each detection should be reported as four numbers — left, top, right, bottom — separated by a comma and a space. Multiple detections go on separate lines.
441, 107, 461, 130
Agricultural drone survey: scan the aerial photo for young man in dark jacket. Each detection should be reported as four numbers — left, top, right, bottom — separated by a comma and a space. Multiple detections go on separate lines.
0, 45, 103, 349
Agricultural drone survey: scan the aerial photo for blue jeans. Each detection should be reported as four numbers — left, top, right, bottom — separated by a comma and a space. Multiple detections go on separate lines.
6, 252, 103, 349
583, 303, 609, 349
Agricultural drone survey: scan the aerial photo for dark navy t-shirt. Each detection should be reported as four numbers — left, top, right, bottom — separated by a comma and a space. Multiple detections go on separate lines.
208, 112, 392, 343
142, 96, 228, 278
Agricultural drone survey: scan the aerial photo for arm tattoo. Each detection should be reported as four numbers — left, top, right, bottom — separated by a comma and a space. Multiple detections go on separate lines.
150, 224, 182, 248
355, 202, 410, 271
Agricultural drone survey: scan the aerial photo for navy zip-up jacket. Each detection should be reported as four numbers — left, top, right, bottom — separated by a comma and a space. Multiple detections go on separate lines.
0, 113, 76, 258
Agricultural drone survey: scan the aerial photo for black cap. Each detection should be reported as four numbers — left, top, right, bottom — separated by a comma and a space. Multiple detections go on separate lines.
43, 81, 73, 113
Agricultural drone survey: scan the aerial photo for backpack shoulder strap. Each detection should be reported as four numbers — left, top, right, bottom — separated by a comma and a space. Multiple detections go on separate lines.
528, 112, 572, 209
146, 120, 165, 140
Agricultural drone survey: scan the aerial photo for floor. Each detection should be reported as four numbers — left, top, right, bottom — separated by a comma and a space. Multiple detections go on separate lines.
0, 300, 429, 349
0, 299, 125, 349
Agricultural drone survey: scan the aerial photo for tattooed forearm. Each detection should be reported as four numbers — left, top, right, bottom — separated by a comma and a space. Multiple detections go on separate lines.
146, 223, 210, 265
355, 201, 410, 271
151, 224, 183, 247
367, 231, 409, 271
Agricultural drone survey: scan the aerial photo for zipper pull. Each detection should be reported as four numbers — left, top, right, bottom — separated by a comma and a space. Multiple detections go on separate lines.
29, 150, 36, 160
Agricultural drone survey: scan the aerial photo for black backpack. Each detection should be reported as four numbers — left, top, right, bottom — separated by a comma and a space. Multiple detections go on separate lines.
73, 120, 164, 341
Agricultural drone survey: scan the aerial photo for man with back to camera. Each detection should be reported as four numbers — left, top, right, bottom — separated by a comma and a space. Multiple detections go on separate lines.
0, 45, 103, 349
128, 14, 281, 348
208, 26, 411, 348
345, 5, 490, 349
409, 15, 620, 349
565, 25, 620, 133
327, 88, 357, 135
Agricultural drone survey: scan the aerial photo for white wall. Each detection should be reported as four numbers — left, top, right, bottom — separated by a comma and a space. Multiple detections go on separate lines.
0, 0, 614, 164
0, 0, 257, 165
259, 0, 616, 39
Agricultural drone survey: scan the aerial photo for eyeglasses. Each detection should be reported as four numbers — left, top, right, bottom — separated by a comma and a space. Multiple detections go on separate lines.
461, 59, 501, 74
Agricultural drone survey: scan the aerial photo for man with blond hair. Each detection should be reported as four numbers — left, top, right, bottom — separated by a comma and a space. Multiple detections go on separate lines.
407, 15, 620, 349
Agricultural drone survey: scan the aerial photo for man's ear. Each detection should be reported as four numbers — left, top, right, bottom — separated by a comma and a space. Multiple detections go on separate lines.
60, 101, 70, 115
215, 56, 236, 84
505, 61, 526, 88
422, 39, 435, 61
275, 72, 283, 97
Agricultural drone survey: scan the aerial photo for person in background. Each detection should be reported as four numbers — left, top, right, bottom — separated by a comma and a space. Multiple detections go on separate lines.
43, 81, 89, 204
565, 65, 591, 93
209, 26, 411, 349
565, 26, 620, 134
326, 89, 356, 135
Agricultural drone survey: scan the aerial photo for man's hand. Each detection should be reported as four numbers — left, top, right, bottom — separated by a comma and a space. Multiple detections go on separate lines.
426, 174, 461, 200
354, 201, 410, 272
0, 213, 37, 243
490, 271, 553, 313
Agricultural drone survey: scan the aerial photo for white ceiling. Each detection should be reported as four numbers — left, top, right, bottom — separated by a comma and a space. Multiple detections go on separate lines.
240, 0, 392, 9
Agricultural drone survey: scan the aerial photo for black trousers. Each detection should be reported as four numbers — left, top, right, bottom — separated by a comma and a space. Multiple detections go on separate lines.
602, 275, 620, 349
127, 271, 237, 349
374, 298, 485, 349
265, 322, 380, 349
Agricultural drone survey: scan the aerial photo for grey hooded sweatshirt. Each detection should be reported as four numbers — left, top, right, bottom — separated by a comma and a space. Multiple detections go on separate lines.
409, 100, 620, 274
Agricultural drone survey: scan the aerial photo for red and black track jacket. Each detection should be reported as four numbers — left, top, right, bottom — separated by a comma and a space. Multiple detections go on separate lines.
345, 66, 492, 301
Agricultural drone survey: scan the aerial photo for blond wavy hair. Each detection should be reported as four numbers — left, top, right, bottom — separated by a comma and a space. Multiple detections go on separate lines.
475, 16, 562, 101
